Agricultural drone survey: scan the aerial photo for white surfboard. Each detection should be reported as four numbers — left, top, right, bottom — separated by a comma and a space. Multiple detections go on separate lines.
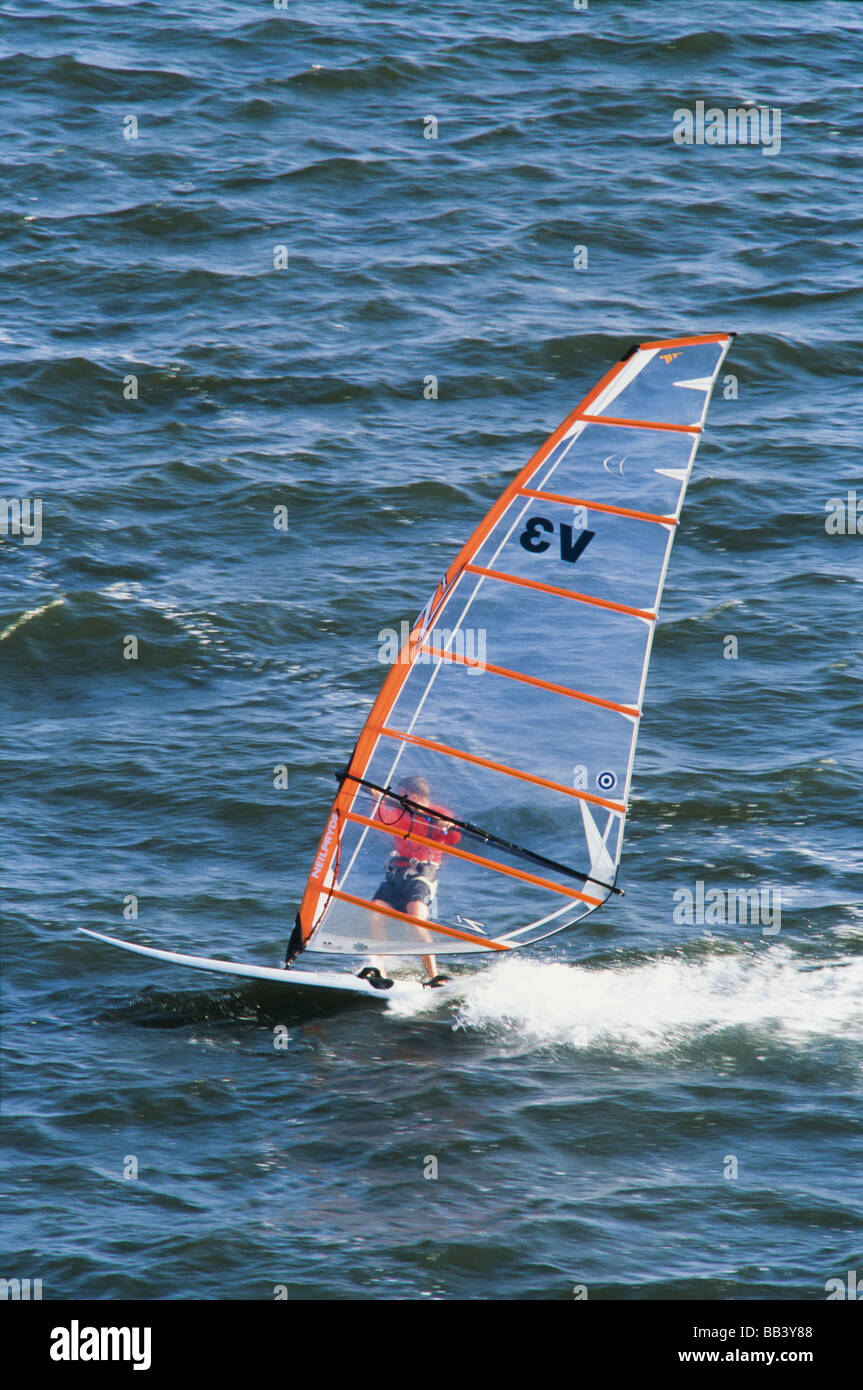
78, 928, 431, 1000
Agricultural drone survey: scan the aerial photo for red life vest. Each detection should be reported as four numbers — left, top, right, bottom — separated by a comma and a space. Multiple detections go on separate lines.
376, 802, 461, 863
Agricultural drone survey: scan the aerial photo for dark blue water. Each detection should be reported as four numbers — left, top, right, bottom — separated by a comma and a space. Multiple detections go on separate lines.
2, 0, 862, 1300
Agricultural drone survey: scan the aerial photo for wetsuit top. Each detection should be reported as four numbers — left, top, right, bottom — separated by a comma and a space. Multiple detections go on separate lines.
376, 801, 461, 863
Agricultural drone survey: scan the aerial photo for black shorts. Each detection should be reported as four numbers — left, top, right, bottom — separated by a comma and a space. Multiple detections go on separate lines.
374, 858, 440, 914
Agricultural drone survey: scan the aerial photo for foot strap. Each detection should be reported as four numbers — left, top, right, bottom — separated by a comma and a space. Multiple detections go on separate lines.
357, 966, 394, 991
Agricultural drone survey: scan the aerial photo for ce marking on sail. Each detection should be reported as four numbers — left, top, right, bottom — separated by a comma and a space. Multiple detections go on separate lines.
602, 454, 626, 475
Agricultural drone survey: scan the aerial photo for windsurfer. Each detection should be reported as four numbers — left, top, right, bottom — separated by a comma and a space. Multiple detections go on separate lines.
370, 774, 459, 986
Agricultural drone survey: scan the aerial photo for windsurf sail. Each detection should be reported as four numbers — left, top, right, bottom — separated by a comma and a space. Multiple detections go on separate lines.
292, 334, 734, 959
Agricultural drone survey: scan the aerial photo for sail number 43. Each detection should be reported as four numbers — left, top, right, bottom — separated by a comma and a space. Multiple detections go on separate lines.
519, 515, 595, 563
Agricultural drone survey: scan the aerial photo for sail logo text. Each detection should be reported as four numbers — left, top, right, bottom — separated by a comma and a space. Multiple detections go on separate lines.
0, 496, 42, 544
378, 620, 487, 672
519, 515, 595, 562
672, 881, 782, 934
312, 812, 340, 879
672, 101, 782, 157
50, 1321, 152, 1371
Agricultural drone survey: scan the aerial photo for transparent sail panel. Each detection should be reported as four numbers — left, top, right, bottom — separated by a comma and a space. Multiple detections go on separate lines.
312, 782, 615, 956
428, 575, 650, 709
591, 342, 727, 427
534, 423, 697, 517
384, 659, 634, 806
471, 500, 671, 614
358, 740, 621, 881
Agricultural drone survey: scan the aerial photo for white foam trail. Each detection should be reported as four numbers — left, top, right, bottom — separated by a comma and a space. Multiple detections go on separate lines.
405, 947, 863, 1054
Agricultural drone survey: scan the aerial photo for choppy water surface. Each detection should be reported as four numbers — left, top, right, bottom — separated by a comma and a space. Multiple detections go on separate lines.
2, 0, 862, 1299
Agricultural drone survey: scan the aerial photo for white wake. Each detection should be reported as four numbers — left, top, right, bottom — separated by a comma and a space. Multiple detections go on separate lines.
391, 945, 863, 1055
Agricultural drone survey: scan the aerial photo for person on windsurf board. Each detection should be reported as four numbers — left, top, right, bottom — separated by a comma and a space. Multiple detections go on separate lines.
369, 775, 460, 987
